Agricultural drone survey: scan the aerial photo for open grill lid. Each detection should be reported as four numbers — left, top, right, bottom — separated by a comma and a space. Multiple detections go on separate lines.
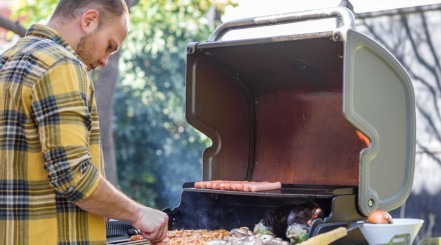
185, 7, 415, 216
343, 29, 415, 215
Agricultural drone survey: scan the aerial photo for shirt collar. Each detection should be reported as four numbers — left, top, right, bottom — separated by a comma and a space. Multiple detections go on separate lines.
26, 24, 86, 68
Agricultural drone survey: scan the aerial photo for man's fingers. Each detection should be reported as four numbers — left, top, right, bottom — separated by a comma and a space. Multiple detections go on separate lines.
142, 228, 167, 243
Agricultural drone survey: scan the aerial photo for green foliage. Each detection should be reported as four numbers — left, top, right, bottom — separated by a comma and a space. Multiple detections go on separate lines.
14, 0, 59, 26
115, 0, 228, 209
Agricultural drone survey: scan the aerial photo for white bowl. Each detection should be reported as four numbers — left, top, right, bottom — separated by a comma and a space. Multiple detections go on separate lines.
359, 218, 424, 245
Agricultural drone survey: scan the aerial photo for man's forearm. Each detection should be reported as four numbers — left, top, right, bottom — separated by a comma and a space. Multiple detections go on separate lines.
75, 174, 169, 242
75, 175, 141, 224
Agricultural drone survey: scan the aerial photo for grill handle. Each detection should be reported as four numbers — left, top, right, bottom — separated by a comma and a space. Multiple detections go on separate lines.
208, 6, 355, 41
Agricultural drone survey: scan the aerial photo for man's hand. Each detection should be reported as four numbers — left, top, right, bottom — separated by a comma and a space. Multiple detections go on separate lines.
75, 176, 169, 242
131, 206, 169, 243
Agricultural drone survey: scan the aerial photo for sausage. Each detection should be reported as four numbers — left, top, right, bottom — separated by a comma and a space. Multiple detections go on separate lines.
195, 180, 241, 190
129, 235, 144, 241
211, 181, 223, 189
219, 182, 231, 190
244, 182, 282, 192
193, 180, 281, 192
194, 181, 204, 188
194, 180, 223, 188
221, 181, 249, 190
230, 181, 247, 191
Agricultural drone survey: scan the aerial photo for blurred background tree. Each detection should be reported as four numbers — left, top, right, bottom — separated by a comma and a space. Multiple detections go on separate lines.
113, 0, 235, 209
9, 0, 236, 209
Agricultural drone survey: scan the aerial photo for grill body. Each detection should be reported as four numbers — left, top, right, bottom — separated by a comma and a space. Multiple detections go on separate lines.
163, 183, 368, 244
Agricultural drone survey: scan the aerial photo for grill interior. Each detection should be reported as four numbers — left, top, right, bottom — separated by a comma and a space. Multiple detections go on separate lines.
185, 36, 368, 186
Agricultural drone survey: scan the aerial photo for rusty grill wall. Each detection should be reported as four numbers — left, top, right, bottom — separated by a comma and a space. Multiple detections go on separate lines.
186, 36, 367, 186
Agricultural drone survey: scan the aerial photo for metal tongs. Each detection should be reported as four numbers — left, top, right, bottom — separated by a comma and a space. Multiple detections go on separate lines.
300, 224, 441, 245
298, 222, 362, 245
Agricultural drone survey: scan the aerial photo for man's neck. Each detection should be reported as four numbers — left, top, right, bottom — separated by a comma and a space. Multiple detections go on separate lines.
47, 18, 80, 51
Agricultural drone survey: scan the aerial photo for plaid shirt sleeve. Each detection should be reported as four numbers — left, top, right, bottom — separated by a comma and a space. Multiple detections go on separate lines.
31, 59, 101, 203
1, 24, 106, 244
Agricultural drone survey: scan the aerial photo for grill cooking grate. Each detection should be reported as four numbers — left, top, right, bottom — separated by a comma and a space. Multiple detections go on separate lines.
106, 220, 149, 244
107, 239, 150, 244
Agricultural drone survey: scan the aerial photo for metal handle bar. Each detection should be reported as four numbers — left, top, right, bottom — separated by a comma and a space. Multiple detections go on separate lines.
208, 6, 355, 41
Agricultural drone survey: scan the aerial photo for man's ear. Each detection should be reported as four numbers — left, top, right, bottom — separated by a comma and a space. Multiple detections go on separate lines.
80, 9, 100, 33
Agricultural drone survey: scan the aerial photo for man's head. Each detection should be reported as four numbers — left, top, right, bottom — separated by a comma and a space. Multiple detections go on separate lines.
48, 0, 129, 71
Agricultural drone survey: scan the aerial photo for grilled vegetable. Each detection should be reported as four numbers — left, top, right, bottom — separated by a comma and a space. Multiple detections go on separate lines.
366, 210, 393, 224
253, 222, 274, 236
260, 202, 323, 240
286, 224, 308, 244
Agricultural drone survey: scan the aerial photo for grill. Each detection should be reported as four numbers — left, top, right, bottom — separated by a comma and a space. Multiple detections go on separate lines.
106, 6, 416, 244
163, 184, 366, 242
107, 239, 149, 245
106, 220, 149, 244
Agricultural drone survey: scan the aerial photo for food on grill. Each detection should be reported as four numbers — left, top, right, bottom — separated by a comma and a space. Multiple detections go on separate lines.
286, 224, 308, 244
245, 182, 282, 192
366, 209, 393, 224
152, 202, 321, 244
157, 229, 229, 244
129, 234, 144, 241
194, 180, 282, 192
259, 202, 323, 242
207, 226, 289, 245
253, 223, 274, 236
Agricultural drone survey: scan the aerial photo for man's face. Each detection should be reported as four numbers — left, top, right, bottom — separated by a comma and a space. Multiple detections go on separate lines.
76, 14, 128, 71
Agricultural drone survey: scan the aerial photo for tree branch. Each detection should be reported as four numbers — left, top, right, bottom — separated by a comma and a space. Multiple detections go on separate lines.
126, 0, 140, 9
0, 15, 26, 37
420, 12, 441, 69
356, 3, 441, 19
400, 15, 441, 94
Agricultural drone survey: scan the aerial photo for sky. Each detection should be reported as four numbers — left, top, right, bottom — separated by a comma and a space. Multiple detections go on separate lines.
223, 0, 441, 21
218, 0, 441, 40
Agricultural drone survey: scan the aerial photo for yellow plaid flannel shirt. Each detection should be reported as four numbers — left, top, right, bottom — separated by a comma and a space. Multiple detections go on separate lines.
0, 24, 106, 244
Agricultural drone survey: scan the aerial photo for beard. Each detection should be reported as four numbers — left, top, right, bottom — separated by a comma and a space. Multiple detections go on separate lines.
76, 33, 94, 70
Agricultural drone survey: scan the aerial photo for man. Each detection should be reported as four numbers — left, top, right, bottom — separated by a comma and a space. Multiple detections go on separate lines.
0, 0, 168, 244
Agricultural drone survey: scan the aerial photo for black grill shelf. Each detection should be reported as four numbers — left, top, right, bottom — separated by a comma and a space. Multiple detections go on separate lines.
183, 182, 356, 199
